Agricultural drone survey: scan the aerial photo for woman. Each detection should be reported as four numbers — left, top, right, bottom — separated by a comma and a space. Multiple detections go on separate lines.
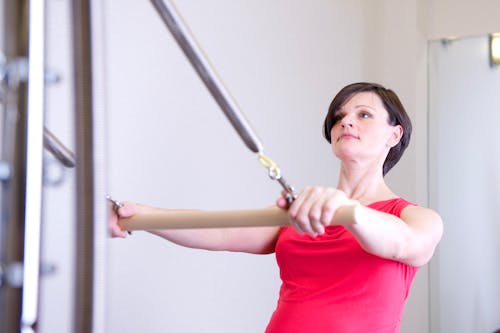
110, 82, 443, 332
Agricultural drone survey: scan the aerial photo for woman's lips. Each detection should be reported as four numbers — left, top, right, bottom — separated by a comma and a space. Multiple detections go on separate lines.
338, 133, 359, 141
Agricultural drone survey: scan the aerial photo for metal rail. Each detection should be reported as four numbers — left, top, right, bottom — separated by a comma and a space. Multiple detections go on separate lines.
20, 0, 46, 331
1, 1, 31, 333
150, 0, 264, 153
43, 127, 76, 168
71, 1, 108, 333
149, 0, 297, 201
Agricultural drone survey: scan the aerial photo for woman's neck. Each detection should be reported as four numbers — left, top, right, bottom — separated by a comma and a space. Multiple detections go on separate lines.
336, 161, 396, 205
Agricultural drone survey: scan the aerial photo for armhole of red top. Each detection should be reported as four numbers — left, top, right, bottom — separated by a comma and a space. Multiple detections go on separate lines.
393, 199, 418, 218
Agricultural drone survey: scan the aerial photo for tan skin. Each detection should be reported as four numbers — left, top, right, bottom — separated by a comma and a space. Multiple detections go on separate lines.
110, 91, 443, 266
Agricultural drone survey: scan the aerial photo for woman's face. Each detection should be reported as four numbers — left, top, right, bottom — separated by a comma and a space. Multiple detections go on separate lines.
330, 91, 402, 163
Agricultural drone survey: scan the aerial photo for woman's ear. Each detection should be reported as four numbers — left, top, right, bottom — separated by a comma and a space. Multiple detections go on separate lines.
387, 124, 403, 148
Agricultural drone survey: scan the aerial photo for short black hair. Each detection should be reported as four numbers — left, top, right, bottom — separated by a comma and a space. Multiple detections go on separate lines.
323, 82, 412, 176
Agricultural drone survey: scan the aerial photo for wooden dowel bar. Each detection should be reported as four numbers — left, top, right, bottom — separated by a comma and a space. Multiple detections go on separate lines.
121, 207, 290, 230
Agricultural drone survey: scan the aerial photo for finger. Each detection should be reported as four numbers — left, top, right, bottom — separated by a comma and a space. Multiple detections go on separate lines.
320, 195, 339, 226
309, 202, 326, 234
288, 211, 310, 234
311, 220, 325, 235
292, 223, 305, 235
292, 187, 319, 236
116, 202, 139, 218
289, 202, 314, 235
111, 224, 127, 238
108, 212, 127, 238
287, 187, 321, 235
288, 186, 314, 217
287, 187, 305, 218
276, 196, 289, 209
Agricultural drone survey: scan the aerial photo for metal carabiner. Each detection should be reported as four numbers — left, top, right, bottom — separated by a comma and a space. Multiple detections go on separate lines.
257, 153, 297, 204
275, 175, 297, 205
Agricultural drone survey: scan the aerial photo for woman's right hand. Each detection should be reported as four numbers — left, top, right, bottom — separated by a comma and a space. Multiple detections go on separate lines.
108, 201, 144, 238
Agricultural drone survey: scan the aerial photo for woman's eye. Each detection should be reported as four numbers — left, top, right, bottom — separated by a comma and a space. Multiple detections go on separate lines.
359, 112, 371, 119
332, 113, 344, 125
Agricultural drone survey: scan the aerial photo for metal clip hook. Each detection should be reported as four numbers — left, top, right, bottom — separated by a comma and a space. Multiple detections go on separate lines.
257, 153, 297, 204
275, 175, 297, 205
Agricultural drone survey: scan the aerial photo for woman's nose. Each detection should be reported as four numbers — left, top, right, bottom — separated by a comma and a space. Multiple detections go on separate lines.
340, 116, 354, 128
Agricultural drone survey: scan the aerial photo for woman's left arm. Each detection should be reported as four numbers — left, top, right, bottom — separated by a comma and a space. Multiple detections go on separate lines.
340, 204, 443, 266
283, 187, 443, 267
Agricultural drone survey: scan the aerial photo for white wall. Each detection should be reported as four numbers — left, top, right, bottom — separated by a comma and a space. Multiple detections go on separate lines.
428, 35, 500, 333
105, 1, 367, 332
427, 0, 500, 40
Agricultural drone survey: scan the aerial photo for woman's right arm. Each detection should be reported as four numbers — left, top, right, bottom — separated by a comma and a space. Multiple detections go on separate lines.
110, 203, 281, 255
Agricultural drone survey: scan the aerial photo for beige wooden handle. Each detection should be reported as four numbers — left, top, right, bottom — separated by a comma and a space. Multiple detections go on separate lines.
121, 207, 290, 230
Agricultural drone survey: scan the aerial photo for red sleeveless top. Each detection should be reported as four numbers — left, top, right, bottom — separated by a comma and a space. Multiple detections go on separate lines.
266, 198, 418, 333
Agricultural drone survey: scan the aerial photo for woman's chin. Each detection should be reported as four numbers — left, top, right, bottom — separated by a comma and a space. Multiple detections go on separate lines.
333, 147, 358, 160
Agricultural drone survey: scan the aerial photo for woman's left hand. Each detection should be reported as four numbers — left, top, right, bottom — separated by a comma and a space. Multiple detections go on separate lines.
277, 186, 352, 236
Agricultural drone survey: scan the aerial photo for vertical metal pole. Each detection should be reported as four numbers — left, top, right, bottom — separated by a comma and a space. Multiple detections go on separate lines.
71, 0, 94, 331
20, 0, 46, 331
0, 1, 30, 333
71, 0, 107, 332
88, 1, 109, 331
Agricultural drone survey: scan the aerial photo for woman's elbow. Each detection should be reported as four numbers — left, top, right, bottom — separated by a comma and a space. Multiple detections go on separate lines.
402, 230, 443, 266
